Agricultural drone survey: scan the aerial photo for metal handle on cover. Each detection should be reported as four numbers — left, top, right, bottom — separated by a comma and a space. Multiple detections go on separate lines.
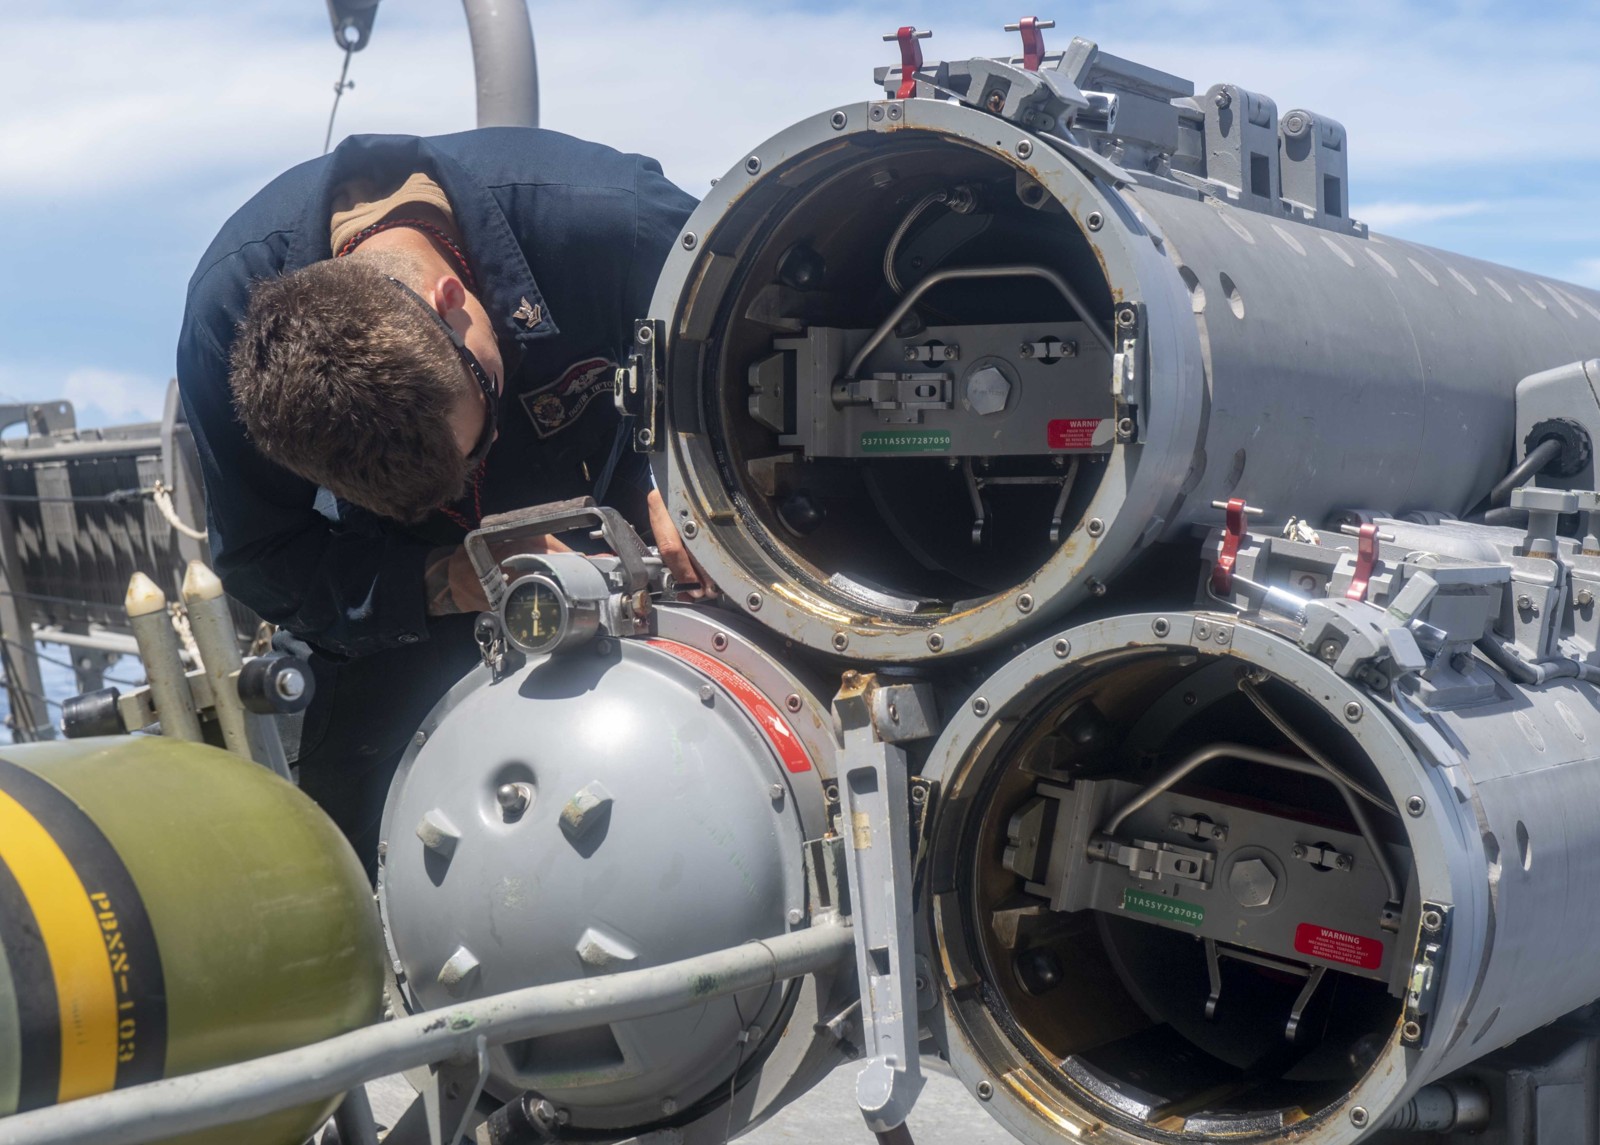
464, 496, 652, 610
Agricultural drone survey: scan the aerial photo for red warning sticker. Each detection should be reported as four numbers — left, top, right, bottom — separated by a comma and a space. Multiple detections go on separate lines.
1294, 923, 1384, 970
1047, 418, 1108, 450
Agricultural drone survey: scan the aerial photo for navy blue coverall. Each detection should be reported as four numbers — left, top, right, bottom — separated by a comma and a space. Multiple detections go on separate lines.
176, 130, 696, 868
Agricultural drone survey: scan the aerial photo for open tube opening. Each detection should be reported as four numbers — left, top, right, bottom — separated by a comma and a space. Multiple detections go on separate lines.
676, 133, 1117, 618
942, 648, 1416, 1138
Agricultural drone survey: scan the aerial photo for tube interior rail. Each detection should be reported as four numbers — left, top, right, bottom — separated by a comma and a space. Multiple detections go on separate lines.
1102, 740, 1403, 907
0, 923, 853, 1145
844, 263, 1114, 380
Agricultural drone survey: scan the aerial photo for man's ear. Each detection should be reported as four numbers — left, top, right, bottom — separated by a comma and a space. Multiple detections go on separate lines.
428, 274, 467, 316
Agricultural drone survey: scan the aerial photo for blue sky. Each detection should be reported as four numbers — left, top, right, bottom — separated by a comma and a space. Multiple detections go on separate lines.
3, 0, 1599, 428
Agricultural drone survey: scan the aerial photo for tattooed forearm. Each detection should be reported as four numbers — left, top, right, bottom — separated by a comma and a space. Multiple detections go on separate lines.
425, 545, 461, 616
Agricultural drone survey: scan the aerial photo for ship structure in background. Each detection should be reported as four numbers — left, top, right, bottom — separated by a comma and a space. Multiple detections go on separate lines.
5, 18, 1600, 1145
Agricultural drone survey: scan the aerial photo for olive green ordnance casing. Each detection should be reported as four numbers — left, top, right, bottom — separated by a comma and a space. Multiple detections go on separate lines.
0, 736, 384, 1144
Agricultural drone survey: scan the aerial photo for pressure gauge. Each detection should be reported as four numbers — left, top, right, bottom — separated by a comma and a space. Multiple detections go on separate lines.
498, 565, 603, 655
501, 575, 566, 654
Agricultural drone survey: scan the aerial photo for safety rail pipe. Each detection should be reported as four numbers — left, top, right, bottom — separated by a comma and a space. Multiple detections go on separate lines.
0, 922, 854, 1145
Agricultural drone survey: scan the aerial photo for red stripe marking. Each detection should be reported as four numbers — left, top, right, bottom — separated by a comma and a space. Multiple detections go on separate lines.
648, 638, 813, 773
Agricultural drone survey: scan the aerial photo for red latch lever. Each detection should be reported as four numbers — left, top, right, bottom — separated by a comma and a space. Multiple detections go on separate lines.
1209, 498, 1265, 595
1005, 17, 1055, 72
883, 27, 932, 99
1340, 523, 1395, 602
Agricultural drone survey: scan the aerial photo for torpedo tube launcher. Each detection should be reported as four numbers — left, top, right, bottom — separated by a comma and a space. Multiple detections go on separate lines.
9, 24, 1600, 1145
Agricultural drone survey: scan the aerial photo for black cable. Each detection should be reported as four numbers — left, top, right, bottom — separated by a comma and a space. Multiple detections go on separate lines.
0, 637, 141, 687
0, 489, 148, 502
0, 587, 133, 610
323, 44, 356, 155
1489, 438, 1564, 509
0, 638, 59, 745
0, 488, 149, 505
0, 680, 62, 711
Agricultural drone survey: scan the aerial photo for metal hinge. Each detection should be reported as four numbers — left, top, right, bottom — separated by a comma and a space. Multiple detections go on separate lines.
1111, 302, 1145, 443
1403, 901, 1451, 1046
615, 319, 665, 452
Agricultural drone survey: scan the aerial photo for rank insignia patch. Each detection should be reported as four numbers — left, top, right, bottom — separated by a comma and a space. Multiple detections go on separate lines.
521, 357, 614, 439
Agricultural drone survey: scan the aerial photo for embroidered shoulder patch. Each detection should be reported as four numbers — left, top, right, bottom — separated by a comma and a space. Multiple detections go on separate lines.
521, 357, 615, 439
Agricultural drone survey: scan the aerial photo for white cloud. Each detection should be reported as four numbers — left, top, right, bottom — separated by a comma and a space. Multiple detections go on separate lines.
7, 1, 1599, 207
62, 368, 172, 426
0, 364, 172, 429
1355, 200, 1492, 230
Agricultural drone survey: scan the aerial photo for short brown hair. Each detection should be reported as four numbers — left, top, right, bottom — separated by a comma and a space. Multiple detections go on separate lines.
230, 253, 475, 523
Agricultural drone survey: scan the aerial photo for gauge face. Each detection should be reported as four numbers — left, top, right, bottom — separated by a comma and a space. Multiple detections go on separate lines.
502, 575, 566, 654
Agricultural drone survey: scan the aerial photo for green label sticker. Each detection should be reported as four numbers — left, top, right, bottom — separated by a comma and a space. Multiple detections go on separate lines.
1122, 888, 1204, 927
860, 430, 952, 454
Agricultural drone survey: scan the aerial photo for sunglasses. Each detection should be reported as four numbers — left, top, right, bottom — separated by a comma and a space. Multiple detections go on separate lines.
385, 276, 499, 465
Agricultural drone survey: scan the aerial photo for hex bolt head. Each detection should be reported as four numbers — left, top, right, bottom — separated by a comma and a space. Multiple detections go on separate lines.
870, 105, 885, 121
699, 684, 715, 705
927, 633, 945, 652
1086, 517, 1106, 537
972, 697, 991, 716
681, 232, 698, 250
660, 1097, 678, 1116
1152, 617, 1171, 637
977, 1080, 994, 1101
1053, 638, 1071, 658
787, 907, 804, 925
1016, 593, 1035, 613
1406, 795, 1427, 817
785, 693, 803, 713
1229, 858, 1277, 908
414, 730, 428, 747
1402, 1020, 1422, 1043
830, 110, 848, 130
1422, 908, 1444, 932
1350, 1107, 1369, 1128
1195, 622, 1212, 640
274, 668, 306, 702
769, 783, 786, 803
1015, 139, 1033, 159
1086, 211, 1104, 232
832, 632, 850, 652
681, 520, 699, 539
711, 632, 729, 652
745, 155, 762, 175
1088, 579, 1108, 597
746, 591, 763, 612
1344, 701, 1364, 722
